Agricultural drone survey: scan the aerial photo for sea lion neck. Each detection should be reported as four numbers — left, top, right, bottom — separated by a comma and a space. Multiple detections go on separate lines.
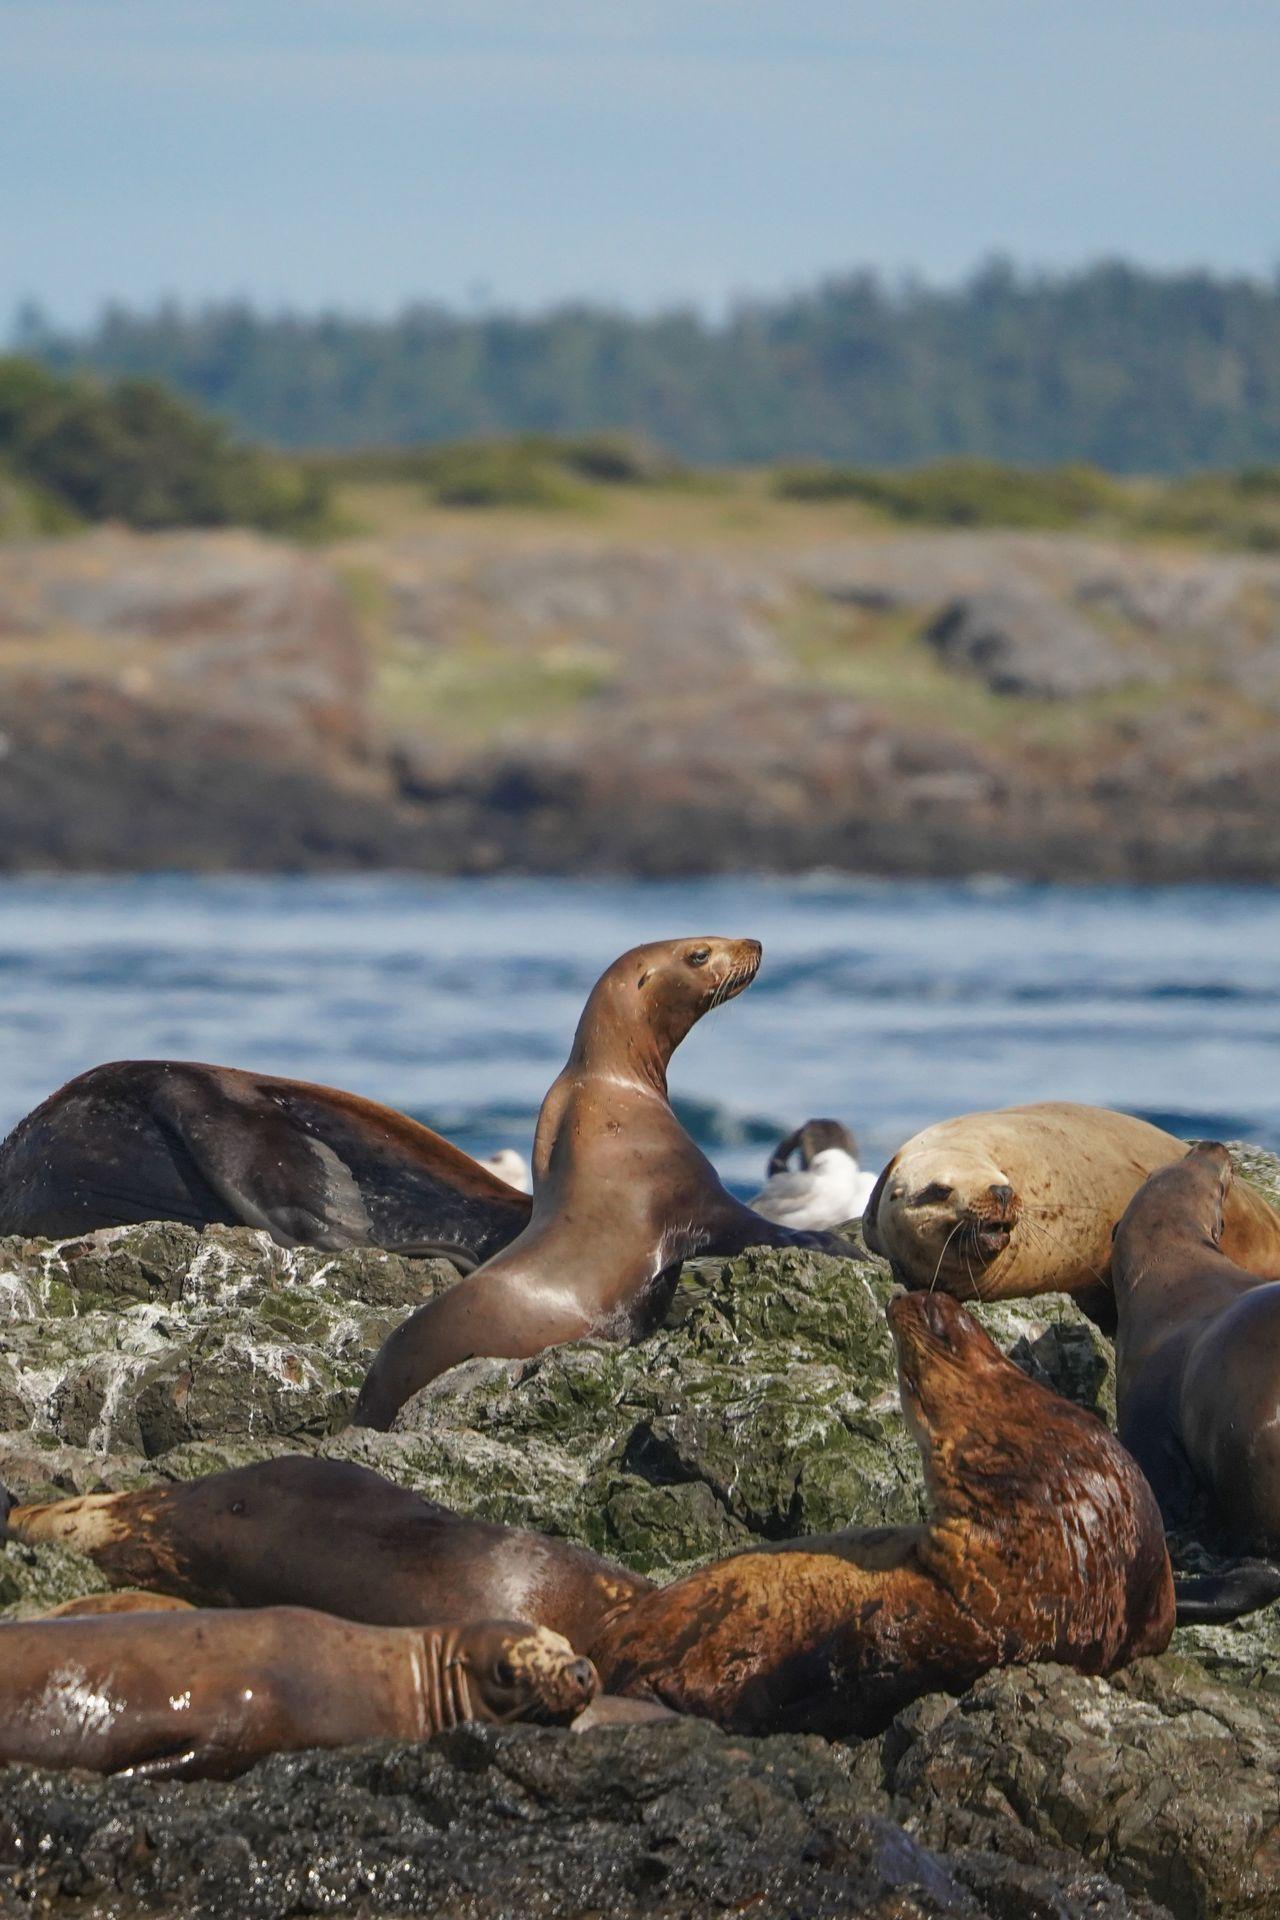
565, 985, 673, 1092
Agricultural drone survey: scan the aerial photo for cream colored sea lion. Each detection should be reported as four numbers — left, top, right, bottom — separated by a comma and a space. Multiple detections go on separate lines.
352, 936, 850, 1429
862, 1102, 1280, 1309
0, 1608, 596, 1778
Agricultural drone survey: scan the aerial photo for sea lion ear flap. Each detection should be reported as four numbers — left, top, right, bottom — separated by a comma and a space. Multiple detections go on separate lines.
860, 1157, 897, 1254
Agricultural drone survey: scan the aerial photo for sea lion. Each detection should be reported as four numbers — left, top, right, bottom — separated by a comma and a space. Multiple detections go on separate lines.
0, 1060, 532, 1265
7, 1455, 654, 1650
862, 1102, 1280, 1311
1112, 1142, 1280, 1548
38, 1591, 197, 1619
586, 1290, 1177, 1737
0, 1608, 596, 1778
353, 937, 850, 1429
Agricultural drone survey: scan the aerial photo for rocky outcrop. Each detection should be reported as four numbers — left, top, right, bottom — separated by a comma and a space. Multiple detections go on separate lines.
925, 583, 1165, 698
860, 1660, 1280, 1920
1, 1156, 1279, 1917
0, 1719, 1163, 1920
4, 522, 1280, 876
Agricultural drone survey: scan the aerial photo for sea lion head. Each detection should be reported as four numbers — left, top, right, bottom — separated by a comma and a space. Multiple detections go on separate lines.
573, 936, 763, 1076
1112, 1140, 1233, 1276
887, 1288, 1175, 1656
863, 1143, 1020, 1297
450, 1620, 599, 1726
887, 1290, 1057, 1517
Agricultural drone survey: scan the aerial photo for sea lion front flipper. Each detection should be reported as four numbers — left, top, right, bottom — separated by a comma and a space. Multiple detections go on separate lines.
1173, 1561, 1280, 1625
153, 1076, 373, 1249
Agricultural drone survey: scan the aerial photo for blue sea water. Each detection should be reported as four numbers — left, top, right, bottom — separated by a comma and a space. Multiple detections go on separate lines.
1, 873, 1278, 1193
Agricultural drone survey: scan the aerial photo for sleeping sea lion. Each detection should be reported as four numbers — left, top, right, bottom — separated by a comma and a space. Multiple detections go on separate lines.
0, 1060, 532, 1266
1112, 1142, 1280, 1548
352, 937, 851, 1429
862, 1102, 1280, 1313
7, 1455, 654, 1651
0, 1608, 596, 1778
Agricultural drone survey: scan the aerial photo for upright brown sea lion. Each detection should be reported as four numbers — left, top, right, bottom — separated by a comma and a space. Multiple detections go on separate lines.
862, 1102, 1280, 1310
7, 1455, 654, 1650
0, 1608, 596, 1778
352, 937, 850, 1429
586, 1289, 1178, 1736
0, 1060, 532, 1265
1112, 1142, 1280, 1548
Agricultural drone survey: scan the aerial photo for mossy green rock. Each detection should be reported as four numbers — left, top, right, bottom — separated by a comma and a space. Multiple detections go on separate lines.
0, 1224, 1112, 1589
0, 1171, 1279, 1916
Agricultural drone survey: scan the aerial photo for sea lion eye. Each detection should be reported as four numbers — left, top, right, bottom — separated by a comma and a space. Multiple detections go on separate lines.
686, 948, 710, 968
493, 1657, 516, 1687
916, 1183, 954, 1206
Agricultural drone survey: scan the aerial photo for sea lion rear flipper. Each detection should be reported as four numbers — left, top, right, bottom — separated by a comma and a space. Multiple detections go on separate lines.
1174, 1561, 1280, 1625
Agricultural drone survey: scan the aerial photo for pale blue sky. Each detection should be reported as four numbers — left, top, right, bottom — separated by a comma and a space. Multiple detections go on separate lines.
3, 0, 1277, 325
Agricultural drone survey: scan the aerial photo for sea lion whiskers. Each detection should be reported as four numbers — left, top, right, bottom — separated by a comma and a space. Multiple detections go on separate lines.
928, 1218, 967, 1293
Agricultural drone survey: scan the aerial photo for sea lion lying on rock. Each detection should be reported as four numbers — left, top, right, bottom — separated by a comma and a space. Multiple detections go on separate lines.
0, 1060, 532, 1266
1113, 1142, 1280, 1551
862, 1102, 1280, 1314
353, 937, 851, 1429
0, 1608, 597, 1778
7, 1455, 654, 1651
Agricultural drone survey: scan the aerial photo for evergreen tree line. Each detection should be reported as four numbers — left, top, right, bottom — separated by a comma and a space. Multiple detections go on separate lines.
19, 260, 1280, 472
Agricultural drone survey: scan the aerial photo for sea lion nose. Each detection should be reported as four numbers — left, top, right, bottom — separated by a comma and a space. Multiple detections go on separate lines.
922, 1294, 950, 1338
565, 1657, 596, 1698
989, 1184, 1014, 1210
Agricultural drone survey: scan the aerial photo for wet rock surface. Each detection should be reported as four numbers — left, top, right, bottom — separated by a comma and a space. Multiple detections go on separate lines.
0, 1156, 1276, 1915
0, 1720, 1164, 1920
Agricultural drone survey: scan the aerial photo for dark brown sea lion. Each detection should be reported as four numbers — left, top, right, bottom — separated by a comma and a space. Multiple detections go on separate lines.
862, 1103, 1280, 1316
1112, 1142, 1280, 1548
0, 1608, 596, 1779
585, 1290, 1177, 1737
0, 1060, 531, 1265
8, 1455, 654, 1651
353, 937, 850, 1429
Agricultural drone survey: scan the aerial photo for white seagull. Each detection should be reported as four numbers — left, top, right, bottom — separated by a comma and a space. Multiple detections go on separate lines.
750, 1119, 877, 1230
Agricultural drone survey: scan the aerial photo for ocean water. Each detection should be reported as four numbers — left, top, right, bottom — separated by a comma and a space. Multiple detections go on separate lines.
1, 873, 1279, 1194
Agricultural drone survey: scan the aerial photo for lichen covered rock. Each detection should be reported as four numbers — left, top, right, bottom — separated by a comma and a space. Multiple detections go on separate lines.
0, 1169, 1276, 1918
0, 1230, 1114, 1581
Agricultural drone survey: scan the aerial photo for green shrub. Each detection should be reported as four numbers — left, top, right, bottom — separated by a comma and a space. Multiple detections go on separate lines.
308, 431, 682, 504
419, 439, 590, 508
774, 458, 1125, 529
0, 357, 329, 536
